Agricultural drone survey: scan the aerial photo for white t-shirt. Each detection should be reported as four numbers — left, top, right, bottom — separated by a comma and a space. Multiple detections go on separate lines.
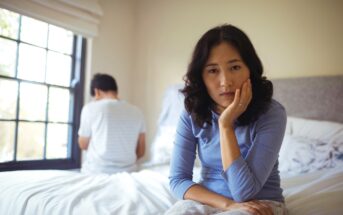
78, 99, 145, 174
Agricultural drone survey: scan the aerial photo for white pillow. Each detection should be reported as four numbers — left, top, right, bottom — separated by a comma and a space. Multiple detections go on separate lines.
148, 84, 184, 165
150, 125, 177, 165
279, 117, 343, 176
287, 117, 343, 144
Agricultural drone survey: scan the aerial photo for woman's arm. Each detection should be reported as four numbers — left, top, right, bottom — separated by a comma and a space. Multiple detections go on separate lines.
170, 110, 228, 204
221, 107, 287, 202
219, 125, 241, 170
170, 94, 273, 214
218, 79, 287, 202
169, 110, 250, 211
185, 184, 273, 214
169, 111, 198, 199
184, 184, 234, 209
218, 79, 251, 170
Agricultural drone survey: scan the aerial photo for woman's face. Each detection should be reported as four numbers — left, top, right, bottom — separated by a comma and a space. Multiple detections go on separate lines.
202, 42, 250, 113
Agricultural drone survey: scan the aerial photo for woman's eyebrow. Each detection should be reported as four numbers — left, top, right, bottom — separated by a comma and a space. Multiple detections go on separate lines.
204, 63, 217, 68
227, 59, 241, 64
205, 59, 241, 67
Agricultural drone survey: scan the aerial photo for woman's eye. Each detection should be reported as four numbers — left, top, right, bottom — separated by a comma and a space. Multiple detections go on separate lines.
208, 69, 218, 74
231, 65, 241, 71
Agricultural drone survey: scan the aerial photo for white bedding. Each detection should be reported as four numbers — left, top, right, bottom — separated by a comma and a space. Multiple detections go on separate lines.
0, 168, 176, 215
0, 166, 342, 215
281, 167, 343, 215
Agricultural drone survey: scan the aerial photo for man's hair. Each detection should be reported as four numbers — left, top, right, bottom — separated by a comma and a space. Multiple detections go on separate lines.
182, 24, 273, 127
90, 73, 118, 96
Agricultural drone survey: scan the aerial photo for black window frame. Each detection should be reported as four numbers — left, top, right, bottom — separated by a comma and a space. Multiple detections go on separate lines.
0, 11, 86, 171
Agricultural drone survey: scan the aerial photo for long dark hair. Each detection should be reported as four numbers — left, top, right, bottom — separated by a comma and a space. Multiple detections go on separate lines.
182, 24, 273, 127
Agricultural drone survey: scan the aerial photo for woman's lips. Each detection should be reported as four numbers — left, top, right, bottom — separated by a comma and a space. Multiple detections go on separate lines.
220, 92, 234, 97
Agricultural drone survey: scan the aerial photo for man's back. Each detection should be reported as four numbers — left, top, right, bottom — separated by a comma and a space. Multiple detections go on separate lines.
79, 99, 145, 174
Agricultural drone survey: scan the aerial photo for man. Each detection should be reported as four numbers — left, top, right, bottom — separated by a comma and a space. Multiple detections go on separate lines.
78, 73, 145, 174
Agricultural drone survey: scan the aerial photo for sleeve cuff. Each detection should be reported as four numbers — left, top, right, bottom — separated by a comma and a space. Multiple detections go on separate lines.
175, 180, 196, 199
78, 130, 90, 137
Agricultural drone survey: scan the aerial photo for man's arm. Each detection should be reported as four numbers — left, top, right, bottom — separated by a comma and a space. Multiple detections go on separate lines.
78, 136, 90, 150
136, 133, 145, 159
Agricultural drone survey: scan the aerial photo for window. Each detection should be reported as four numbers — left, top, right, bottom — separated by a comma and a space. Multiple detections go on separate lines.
0, 8, 85, 171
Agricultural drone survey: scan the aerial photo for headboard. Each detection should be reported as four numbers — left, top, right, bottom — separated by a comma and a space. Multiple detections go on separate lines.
272, 75, 343, 123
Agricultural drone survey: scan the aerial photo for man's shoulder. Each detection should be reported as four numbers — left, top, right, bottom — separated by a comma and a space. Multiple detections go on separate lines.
83, 100, 104, 110
118, 101, 143, 116
82, 101, 96, 111
119, 101, 139, 110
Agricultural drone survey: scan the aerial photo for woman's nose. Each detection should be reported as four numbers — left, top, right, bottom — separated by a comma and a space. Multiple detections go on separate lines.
219, 71, 232, 88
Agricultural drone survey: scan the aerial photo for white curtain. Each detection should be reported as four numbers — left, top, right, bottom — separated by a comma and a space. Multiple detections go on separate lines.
0, 0, 103, 37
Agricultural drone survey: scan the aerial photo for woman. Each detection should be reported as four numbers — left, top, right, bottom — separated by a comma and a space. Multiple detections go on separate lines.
167, 24, 287, 215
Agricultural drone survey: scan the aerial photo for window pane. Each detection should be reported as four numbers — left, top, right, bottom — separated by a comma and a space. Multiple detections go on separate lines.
46, 51, 71, 86
20, 16, 48, 47
0, 8, 19, 39
0, 121, 15, 162
48, 25, 73, 54
48, 87, 70, 123
46, 123, 68, 159
18, 43, 46, 82
17, 122, 44, 160
0, 79, 18, 119
0, 38, 17, 77
19, 82, 47, 121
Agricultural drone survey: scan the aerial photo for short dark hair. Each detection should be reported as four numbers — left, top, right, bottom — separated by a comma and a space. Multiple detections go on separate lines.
182, 24, 273, 127
90, 73, 118, 96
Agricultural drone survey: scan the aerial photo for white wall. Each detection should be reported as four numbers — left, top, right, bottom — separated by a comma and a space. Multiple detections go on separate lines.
89, 0, 136, 103
91, 0, 343, 154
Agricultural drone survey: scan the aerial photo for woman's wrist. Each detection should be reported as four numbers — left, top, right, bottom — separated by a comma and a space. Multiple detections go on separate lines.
185, 184, 235, 210
218, 119, 234, 130
220, 198, 234, 210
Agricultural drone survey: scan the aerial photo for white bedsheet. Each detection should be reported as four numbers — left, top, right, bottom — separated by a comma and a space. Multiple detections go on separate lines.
0, 167, 342, 215
281, 167, 343, 215
0, 169, 176, 215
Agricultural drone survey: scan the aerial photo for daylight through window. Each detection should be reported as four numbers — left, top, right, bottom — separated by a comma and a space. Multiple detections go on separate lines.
0, 8, 85, 170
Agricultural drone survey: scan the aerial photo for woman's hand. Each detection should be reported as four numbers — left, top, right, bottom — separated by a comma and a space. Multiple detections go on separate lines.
224, 200, 273, 215
219, 79, 252, 128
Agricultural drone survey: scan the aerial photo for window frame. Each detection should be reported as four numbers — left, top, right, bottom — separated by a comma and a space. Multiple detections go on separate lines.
0, 11, 86, 171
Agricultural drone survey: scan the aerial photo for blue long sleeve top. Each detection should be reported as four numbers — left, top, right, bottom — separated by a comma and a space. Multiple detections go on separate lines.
169, 99, 287, 203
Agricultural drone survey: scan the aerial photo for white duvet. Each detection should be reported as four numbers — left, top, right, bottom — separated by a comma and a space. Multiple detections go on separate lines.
0, 167, 342, 215
0, 169, 176, 215
281, 167, 343, 215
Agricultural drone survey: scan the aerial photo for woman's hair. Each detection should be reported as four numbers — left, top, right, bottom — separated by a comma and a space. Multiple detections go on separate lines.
182, 24, 273, 127
90, 73, 118, 96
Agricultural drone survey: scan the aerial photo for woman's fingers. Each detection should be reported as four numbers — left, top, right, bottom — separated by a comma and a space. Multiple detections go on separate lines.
237, 201, 272, 215
238, 79, 251, 109
247, 202, 267, 215
239, 81, 247, 108
247, 79, 252, 104
226, 200, 273, 215
233, 88, 241, 107
250, 200, 273, 215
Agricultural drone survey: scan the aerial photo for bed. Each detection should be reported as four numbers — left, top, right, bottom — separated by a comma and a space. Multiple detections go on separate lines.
0, 75, 342, 215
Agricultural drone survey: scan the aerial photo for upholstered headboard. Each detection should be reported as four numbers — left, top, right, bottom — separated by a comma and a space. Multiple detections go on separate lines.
272, 75, 343, 123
